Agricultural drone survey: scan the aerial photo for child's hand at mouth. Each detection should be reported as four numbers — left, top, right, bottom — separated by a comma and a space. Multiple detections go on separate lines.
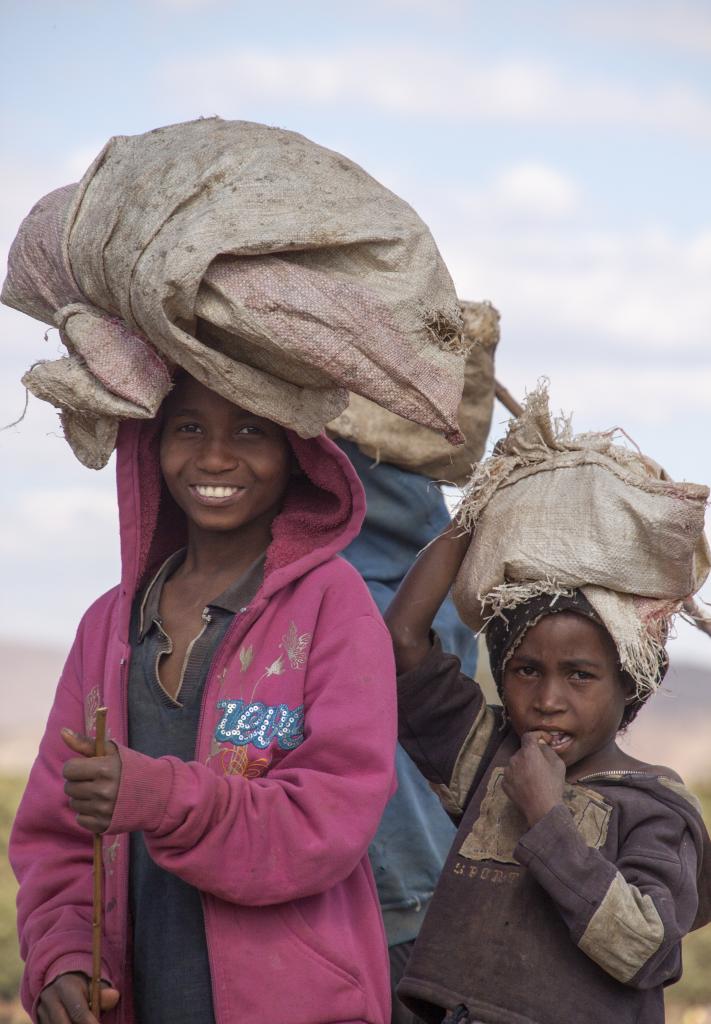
502, 731, 566, 829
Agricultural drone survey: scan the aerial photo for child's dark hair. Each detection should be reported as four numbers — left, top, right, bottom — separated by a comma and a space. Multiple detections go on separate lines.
485, 590, 667, 730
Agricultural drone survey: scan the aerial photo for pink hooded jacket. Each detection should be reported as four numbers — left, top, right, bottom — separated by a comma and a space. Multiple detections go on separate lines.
10, 417, 397, 1024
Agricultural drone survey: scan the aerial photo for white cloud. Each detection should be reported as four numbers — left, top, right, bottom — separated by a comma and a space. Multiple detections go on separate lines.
63, 143, 105, 180
0, 166, 59, 256
0, 485, 117, 556
383, 0, 464, 8
499, 365, 711, 428
441, 210, 711, 356
482, 161, 581, 220
156, 48, 711, 140
0, 468, 120, 644
573, 2, 711, 56
148, 0, 466, 14
0, 146, 105, 257
149, 0, 223, 7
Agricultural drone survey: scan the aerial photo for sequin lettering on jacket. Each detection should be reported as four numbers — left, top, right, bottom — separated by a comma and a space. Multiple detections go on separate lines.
215, 699, 305, 750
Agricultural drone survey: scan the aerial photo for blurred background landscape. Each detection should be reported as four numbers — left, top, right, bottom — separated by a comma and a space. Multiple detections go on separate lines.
1, 0, 710, 1020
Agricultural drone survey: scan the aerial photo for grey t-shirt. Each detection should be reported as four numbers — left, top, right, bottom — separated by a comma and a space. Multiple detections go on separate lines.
128, 550, 264, 1024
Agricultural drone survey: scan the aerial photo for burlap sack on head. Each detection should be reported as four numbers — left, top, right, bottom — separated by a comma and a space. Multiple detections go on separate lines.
452, 384, 710, 697
2, 117, 466, 468
1, 185, 175, 467
327, 301, 499, 483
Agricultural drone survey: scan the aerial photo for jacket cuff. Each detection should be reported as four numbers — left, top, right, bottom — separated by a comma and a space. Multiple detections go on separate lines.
107, 744, 174, 834
396, 632, 444, 703
35, 954, 113, 1022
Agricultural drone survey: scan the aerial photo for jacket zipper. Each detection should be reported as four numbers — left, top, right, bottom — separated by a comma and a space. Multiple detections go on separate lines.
195, 599, 264, 1024
175, 610, 211, 698
576, 770, 657, 782
153, 611, 211, 705
117, 645, 131, 1024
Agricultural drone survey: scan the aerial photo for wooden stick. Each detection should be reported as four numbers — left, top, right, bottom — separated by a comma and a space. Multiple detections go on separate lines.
494, 379, 524, 419
90, 707, 108, 1020
683, 598, 711, 640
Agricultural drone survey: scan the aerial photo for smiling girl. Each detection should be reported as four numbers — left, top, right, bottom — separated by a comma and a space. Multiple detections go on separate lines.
10, 373, 397, 1024
384, 522, 711, 1024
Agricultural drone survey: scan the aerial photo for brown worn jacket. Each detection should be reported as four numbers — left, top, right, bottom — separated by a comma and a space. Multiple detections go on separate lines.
397, 638, 711, 1024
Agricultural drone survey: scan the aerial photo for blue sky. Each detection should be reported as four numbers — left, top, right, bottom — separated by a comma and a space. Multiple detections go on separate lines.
1, 0, 710, 664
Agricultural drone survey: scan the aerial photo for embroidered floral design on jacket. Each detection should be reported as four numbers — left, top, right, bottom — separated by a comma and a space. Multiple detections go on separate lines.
218, 744, 271, 779
248, 652, 286, 702
264, 654, 285, 677
246, 624, 312, 701
104, 836, 121, 876
281, 621, 312, 669
85, 687, 101, 736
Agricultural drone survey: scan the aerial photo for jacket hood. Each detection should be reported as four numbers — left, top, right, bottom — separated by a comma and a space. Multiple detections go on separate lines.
114, 415, 365, 642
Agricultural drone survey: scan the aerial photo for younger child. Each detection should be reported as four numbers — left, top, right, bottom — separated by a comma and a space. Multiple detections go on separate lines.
385, 520, 711, 1024
10, 373, 397, 1024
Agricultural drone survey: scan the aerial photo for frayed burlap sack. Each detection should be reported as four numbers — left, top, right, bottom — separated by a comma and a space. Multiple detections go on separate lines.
2, 118, 466, 468
2, 185, 176, 466
327, 301, 499, 483
452, 384, 710, 697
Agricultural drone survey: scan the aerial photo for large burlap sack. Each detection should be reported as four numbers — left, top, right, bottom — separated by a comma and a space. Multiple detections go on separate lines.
2, 118, 466, 468
452, 385, 710, 695
327, 300, 499, 483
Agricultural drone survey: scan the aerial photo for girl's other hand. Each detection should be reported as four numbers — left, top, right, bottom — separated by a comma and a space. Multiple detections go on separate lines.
61, 729, 122, 834
502, 731, 566, 829
385, 519, 471, 674
38, 972, 120, 1024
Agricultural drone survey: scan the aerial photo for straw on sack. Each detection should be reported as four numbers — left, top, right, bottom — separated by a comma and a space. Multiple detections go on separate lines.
2, 118, 466, 468
327, 300, 499, 483
452, 383, 710, 698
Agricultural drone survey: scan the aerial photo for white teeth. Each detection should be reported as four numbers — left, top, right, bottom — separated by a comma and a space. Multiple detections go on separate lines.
195, 485, 239, 498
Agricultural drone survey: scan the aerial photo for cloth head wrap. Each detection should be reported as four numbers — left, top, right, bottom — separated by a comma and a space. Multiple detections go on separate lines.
486, 589, 669, 727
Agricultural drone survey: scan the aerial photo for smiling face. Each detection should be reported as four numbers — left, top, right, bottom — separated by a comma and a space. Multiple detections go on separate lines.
501, 611, 629, 776
159, 375, 292, 538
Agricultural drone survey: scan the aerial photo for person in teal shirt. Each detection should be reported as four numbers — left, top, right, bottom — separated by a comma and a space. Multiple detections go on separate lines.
338, 440, 477, 1024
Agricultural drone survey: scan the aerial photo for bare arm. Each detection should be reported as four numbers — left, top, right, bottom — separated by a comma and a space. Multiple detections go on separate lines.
384, 519, 471, 673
